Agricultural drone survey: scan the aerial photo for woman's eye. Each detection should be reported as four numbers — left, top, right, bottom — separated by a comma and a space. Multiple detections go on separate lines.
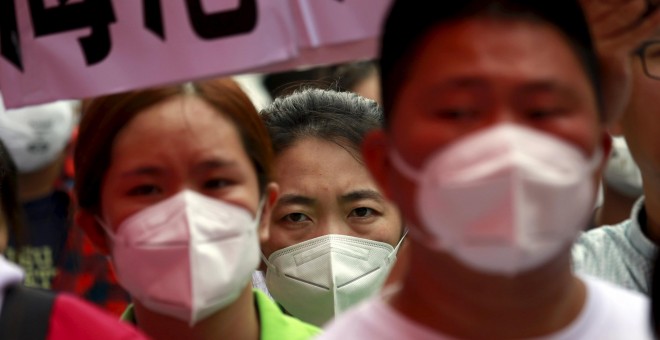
283, 213, 311, 223
349, 207, 376, 218
127, 185, 161, 196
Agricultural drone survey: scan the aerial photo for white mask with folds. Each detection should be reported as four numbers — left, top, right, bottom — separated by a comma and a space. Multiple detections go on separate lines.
100, 190, 262, 326
390, 124, 601, 275
264, 234, 405, 326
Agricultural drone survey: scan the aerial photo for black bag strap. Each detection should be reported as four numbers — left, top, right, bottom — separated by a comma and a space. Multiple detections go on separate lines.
0, 285, 56, 340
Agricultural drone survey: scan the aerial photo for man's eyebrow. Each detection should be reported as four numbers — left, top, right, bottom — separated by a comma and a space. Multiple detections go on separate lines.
420, 77, 490, 100
518, 81, 580, 101
339, 189, 385, 204
276, 194, 316, 207
426, 77, 489, 92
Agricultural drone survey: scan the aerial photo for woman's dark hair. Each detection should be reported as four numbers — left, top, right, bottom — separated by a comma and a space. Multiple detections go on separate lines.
75, 78, 274, 213
260, 88, 382, 159
379, 0, 603, 124
0, 140, 24, 249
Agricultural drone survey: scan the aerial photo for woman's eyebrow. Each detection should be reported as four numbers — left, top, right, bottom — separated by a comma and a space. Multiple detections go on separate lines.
276, 194, 316, 207
192, 159, 238, 173
120, 166, 163, 178
340, 189, 384, 204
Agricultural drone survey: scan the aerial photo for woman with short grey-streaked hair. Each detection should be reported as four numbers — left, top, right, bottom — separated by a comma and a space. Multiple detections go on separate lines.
257, 88, 406, 327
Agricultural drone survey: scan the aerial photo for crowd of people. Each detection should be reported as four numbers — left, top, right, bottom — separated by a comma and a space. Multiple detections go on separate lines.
0, 0, 659, 339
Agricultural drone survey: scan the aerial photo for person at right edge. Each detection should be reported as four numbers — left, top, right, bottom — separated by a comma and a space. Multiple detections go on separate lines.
590, 136, 643, 229
318, 0, 658, 339
572, 0, 660, 295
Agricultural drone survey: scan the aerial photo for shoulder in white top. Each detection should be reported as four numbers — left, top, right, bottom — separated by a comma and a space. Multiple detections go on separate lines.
318, 275, 653, 340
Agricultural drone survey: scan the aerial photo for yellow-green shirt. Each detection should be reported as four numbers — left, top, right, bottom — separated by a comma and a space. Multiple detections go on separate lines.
120, 289, 320, 340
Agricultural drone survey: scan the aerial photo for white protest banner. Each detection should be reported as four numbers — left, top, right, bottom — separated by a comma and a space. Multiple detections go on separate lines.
0, 0, 393, 109
291, 0, 393, 48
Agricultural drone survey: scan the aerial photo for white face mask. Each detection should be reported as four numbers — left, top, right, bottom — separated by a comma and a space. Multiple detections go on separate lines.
603, 136, 643, 198
263, 234, 405, 326
389, 124, 601, 275
0, 98, 77, 173
100, 190, 262, 326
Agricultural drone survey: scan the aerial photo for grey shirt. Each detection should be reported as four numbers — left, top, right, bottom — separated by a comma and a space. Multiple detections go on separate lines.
572, 197, 657, 294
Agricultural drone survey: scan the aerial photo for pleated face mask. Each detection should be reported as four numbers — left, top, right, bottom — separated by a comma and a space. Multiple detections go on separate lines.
100, 190, 262, 326
0, 98, 77, 173
264, 234, 405, 326
390, 124, 601, 275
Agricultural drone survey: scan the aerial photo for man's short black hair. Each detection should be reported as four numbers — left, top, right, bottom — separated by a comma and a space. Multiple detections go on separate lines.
379, 0, 602, 125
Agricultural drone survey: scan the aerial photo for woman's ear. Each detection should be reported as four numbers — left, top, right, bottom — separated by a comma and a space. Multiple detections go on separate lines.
258, 182, 279, 244
362, 129, 394, 200
75, 210, 111, 254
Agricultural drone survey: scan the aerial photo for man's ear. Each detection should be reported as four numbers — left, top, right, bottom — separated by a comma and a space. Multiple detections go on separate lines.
75, 210, 111, 255
362, 129, 394, 200
608, 119, 624, 137
258, 182, 279, 244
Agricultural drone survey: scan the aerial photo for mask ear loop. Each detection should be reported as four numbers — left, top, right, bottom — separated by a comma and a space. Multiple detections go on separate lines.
388, 149, 421, 181
386, 229, 409, 265
92, 215, 119, 265
587, 145, 605, 171
254, 196, 267, 225
94, 215, 117, 246
260, 252, 274, 272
